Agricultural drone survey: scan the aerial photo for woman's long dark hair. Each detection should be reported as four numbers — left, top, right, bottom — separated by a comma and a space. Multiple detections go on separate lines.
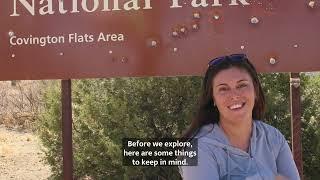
181, 56, 265, 139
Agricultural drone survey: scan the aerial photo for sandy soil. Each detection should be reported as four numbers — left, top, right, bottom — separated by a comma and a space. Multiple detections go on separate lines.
0, 125, 52, 180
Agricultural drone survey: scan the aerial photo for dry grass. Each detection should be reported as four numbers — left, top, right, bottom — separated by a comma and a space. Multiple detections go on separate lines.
0, 80, 47, 130
0, 81, 53, 179
0, 125, 52, 179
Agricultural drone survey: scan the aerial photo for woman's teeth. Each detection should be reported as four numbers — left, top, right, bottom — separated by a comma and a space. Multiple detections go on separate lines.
229, 103, 244, 110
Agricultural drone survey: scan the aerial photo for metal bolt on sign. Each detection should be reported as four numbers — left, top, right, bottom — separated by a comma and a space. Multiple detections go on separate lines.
147, 39, 158, 47
192, 23, 199, 30
250, 17, 259, 24
8, 30, 14, 37
151, 40, 157, 47
308, 1, 315, 8
193, 12, 201, 19
121, 57, 128, 63
213, 15, 220, 20
269, 57, 277, 65
180, 27, 186, 33
172, 31, 179, 37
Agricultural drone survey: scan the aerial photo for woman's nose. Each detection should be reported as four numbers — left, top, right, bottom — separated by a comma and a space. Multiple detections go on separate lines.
228, 88, 241, 99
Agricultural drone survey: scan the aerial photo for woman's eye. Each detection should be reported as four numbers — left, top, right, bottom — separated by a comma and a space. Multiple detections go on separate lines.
219, 87, 228, 92
238, 84, 247, 88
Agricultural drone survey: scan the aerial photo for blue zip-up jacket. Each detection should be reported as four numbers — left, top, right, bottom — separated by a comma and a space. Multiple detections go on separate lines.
179, 121, 300, 180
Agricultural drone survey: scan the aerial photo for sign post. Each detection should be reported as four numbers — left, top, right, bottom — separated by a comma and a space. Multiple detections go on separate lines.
290, 73, 304, 179
62, 80, 73, 180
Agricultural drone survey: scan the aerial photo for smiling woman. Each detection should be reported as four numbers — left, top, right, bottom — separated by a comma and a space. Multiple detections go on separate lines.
179, 54, 300, 180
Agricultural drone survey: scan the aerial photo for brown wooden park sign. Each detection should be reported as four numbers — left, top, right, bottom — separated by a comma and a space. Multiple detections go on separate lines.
1, 0, 319, 179
1, 0, 320, 80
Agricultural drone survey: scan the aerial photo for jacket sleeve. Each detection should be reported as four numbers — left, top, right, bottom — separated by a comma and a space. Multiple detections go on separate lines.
179, 143, 220, 180
276, 133, 301, 180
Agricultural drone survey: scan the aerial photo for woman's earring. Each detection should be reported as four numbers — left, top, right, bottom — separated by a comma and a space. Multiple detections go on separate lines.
213, 101, 216, 107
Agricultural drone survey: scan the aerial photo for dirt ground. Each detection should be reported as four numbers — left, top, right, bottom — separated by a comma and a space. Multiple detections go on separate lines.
0, 125, 52, 180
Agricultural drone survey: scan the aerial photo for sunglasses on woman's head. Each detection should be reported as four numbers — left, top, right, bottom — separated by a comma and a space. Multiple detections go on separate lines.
208, 54, 247, 67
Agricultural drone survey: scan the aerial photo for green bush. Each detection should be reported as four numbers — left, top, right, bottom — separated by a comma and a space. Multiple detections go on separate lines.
37, 77, 201, 179
36, 81, 63, 179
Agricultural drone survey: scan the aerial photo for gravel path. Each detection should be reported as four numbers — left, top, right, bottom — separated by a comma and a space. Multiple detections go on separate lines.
0, 125, 52, 180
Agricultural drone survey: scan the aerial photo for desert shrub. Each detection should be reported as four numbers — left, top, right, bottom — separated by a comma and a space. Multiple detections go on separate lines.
0, 80, 46, 130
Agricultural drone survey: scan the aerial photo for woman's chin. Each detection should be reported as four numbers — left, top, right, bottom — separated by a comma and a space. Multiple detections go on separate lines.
223, 114, 252, 124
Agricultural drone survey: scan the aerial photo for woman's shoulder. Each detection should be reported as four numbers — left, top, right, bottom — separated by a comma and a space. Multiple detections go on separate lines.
194, 123, 215, 139
254, 120, 284, 137
254, 121, 287, 150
